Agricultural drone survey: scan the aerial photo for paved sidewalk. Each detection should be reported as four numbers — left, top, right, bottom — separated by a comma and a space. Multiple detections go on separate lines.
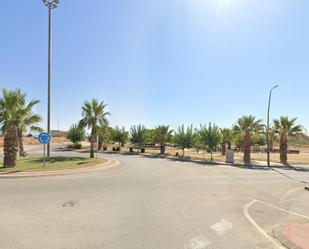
279, 223, 309, 249
0, 158, 119, 178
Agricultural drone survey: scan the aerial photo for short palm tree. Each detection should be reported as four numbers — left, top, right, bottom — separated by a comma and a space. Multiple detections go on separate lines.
79, 99, 110, 158
273, 116, 302, 165
0, 89, 26, 167
220, 128, 233, 156
174, 125, 195, 156
198, 123, 222, 160
154, 125, 173, 154
16, 95, 41, 157
233, 115, 262, 165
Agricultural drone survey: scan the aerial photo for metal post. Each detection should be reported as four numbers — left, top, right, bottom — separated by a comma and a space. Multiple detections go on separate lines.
266, 85, 279, 167
43, 144, 46, 167
47, 6, 52, 158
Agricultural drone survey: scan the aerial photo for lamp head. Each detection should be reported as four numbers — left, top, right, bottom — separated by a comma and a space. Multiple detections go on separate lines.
42, 0, 60, 9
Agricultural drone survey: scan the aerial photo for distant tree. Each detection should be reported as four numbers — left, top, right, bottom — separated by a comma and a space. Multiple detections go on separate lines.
154, 125, 173, 154
198, 123, 222, 160
174, 125, 195, 156
67, 124, 85, 146
130, 124, 146, 149
144, 129, 156, 146
112, 126, 128, 147
233, 115, 262, 165
79, 99, 110, 158
273, 116, 303, 165
220, 128, 233, 156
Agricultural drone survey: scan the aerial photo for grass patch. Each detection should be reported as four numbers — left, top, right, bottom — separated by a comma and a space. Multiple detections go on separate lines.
0, 156, 106, 172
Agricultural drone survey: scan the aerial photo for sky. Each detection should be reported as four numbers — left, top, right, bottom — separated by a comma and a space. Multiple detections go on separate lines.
1, 0, 308, 131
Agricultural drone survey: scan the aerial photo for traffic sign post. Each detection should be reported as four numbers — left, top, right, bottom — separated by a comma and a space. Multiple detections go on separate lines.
38, 132, 51, 166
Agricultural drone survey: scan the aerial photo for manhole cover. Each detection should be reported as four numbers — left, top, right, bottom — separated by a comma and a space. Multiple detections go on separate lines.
62, 200, 78, 208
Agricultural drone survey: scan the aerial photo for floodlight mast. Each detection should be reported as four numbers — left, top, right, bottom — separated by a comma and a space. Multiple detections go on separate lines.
42, 0, 59, 158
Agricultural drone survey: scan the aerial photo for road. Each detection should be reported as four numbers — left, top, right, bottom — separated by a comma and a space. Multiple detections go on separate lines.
0, 145, 308, 249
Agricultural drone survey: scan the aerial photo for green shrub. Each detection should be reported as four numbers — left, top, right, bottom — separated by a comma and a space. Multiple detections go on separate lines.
175, 152, 179, 157
73, 143, 82, 149
140, 148, 145, 153
116, 147, 121, 151
103, 146, 107, 151
129, 147, 133, 152
112, 147, 116, 151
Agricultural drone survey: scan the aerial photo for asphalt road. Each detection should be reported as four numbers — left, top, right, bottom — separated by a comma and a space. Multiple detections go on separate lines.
0, 145, 308, 249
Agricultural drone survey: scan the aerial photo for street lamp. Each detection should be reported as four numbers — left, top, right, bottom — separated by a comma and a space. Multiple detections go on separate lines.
266, 85, 279, 167
42, 0, 60, 157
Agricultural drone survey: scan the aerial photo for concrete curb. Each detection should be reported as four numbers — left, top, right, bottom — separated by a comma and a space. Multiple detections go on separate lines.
274, 225, 302, 249
0, 158, 121, 179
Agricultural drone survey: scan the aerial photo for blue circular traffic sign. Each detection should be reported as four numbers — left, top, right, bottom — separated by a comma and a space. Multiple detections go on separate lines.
38, 132, 51, 144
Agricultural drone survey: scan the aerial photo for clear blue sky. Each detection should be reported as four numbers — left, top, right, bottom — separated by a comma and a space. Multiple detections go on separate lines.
1, 0, 308, 131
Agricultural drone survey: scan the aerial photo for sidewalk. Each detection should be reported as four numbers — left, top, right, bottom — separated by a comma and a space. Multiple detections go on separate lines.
278, 223, 309, 249
0, 158, 119, 178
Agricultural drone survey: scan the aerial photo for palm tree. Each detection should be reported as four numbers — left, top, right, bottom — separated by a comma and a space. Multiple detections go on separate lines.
199, 123, 222, 160
233, 115, 262, 165
220, 128, 233, 156
130, 124, 146, 150
273, 116, 302, 165
16, 94, 41, 157
0, 89, 26, 167
154, 125, 173, 154
174, 125, 195, 156
79, 99, 110, 158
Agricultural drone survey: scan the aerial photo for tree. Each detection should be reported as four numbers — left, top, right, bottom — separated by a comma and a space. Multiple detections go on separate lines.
233, 115, 262, 165
16, 94, 41, 157
67, 124, 85, 146
198, 123, 222, 160
0, 89, 26, 167
174, 125, 195, 156
79, 99, 110, 158
130, 124, 146, 149
273, 116, 302, 165
97, 124, 110, 150
112, 126, 128, 147
154, 125, 173, 154
220, 128, 233, 156
144, 129, 156, 146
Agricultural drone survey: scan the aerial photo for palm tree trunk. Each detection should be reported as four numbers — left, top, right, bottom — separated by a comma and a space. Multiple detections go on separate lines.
90, 129, 95, 158
18, 130, 26, 157
243, 132, 251, 165
98, 139, 103, 151
279, 134, 288, 165
221, 143, 226, 156
4, 127, 19, 167
160, 143, 165, 154
182, 148, 185, 157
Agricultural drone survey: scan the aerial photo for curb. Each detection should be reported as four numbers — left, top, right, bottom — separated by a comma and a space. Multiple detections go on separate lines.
0, 158, 120, 179
274, 225, 303, 249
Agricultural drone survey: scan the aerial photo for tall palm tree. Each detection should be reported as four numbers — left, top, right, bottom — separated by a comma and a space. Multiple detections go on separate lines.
0, 89, 26, 167
16, 95, 41, 157
273, 116, 302, 165
154, 125, 173, 154
79, 99, 110, 158
233, 115, 262, 165
220, 128, 233, 156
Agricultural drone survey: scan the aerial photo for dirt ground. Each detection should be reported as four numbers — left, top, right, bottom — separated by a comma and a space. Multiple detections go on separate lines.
125, 145, 309, 166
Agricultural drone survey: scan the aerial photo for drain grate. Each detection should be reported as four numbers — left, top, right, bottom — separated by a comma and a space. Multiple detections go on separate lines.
62, 200, 78, 208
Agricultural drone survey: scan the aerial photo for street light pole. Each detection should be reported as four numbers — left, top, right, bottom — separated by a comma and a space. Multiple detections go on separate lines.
42, 0, 59, 158
266, 85, 279, 167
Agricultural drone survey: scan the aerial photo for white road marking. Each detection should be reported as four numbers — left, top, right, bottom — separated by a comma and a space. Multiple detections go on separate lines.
243, 199, 309, 249
210, 218, 233, 235
184, 236, 211, 249
243, 200, 286, 249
